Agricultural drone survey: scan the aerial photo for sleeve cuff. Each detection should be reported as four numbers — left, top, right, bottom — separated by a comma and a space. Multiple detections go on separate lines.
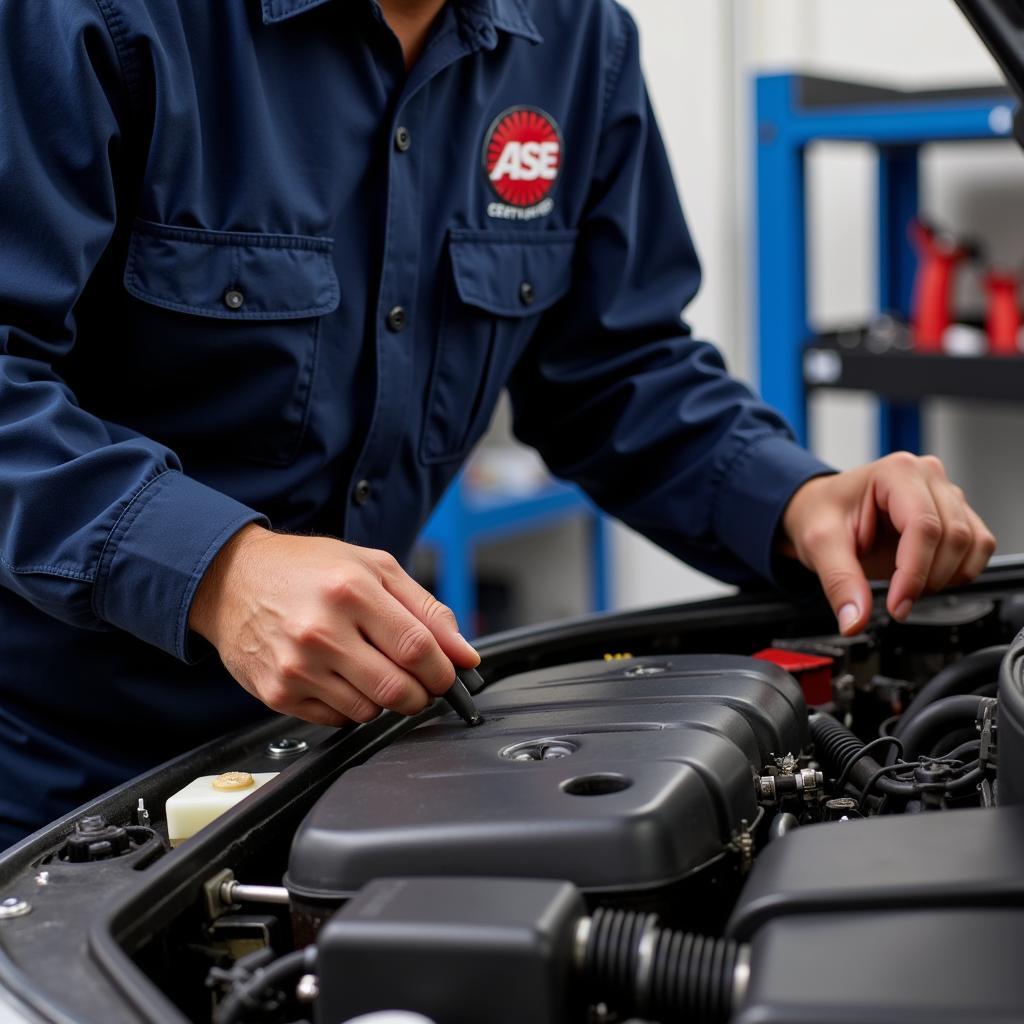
92, 470, 269, 662
712, 434, 834, 586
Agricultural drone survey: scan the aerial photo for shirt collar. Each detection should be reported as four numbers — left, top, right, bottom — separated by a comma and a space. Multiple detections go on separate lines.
470, 0, 543, 44
260, 0, 543, 44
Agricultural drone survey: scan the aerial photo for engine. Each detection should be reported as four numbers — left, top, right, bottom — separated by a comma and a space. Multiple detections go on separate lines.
285, 654, 806, 931
4, 589, 1024, 1024
271, 611, 1021, 1024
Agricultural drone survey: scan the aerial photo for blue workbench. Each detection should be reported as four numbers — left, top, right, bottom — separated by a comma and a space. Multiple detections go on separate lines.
417, 472, 610, 637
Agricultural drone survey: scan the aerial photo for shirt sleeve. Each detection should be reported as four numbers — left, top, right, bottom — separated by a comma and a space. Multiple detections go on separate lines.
0, 1, 267, 660
507, 4, 833, 588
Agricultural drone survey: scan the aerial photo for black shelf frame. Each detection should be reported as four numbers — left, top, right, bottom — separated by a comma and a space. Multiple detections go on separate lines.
804, 328, 1024, 406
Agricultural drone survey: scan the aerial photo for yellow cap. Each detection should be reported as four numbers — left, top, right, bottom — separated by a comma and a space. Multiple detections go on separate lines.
212, 771, 255, 791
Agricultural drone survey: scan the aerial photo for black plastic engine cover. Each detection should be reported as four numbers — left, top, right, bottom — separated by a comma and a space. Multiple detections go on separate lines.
727, 805, 1024, 941
286, 655, 806, 903
736, 908, 1024, 1024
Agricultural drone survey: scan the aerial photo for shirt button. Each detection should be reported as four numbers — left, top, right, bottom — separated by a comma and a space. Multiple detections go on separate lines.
386, 306, 407, 332
224, 289, 245, 310
519, 281, 535, 307
353, 479, 372, 506
394, 126, 412, 152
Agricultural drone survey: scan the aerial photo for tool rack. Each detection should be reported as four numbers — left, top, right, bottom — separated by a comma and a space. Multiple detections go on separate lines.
756, 73, 1019, 455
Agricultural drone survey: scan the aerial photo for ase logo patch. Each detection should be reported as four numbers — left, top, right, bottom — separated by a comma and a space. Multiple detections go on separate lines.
483, 106, 562, 220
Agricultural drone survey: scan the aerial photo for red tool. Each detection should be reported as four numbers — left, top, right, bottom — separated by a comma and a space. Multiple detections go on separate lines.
984, 270, 1021, 356
909, 220, 973, 353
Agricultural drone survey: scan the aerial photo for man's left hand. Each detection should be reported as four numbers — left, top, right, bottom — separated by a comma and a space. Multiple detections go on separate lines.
781, 452, 996, 636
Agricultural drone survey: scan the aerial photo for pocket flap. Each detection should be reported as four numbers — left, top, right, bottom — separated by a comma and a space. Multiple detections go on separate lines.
124, 220, 340, 319
448, 229, 578, 317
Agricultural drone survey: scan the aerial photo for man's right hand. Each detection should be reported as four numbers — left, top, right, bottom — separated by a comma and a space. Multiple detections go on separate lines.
188, 525, 480, 727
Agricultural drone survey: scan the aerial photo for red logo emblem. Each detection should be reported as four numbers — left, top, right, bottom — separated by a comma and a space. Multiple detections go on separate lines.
483, 107, 562, 208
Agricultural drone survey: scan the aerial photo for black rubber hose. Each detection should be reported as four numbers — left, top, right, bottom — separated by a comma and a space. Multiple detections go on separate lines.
214, 947, 315, 1024
944, 762, 985, 794
809, 713, 915, 797
999, 629, 1024, 805
582, 907, 745, 1024
894, 646, 1007, 739
940, 739, 982, 763
927, 726, 981, 761
899, 694, 985, 762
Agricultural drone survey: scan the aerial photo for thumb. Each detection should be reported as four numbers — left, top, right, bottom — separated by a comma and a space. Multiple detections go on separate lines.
805, 529, 873, 637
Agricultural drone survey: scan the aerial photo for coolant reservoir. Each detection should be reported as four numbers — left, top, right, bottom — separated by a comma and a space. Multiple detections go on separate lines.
165, 771, 278, 846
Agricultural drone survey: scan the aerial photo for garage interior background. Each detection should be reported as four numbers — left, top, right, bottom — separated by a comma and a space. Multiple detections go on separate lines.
414, 0, 1022, 634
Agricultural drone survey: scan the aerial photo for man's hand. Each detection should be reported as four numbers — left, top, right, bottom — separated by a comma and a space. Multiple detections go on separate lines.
189, 525, 480, 727
781, 452, 996, 637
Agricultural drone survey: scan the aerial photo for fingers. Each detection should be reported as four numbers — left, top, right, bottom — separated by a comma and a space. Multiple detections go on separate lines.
925, 479, 973, 592
782, 453, 994, 636
354, 584, 457, 699
874, 458, 943, 619
213, 533, 482, 728
289, 559, 472, 720
876, 454, 994, 618
949, 506, 998, 586
335, 636, 438, 716
289, 698, 354, 729
800, 513, 873, 637
260, 648, 383, 722
371, 551, 481, 668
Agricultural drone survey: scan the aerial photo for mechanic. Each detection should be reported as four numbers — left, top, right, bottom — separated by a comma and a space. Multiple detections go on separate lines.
0, 0, 996, 848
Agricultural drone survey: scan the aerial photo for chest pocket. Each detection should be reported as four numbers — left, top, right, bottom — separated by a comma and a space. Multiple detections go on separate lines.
421, 228, 578, 464
122, 220, 339, 465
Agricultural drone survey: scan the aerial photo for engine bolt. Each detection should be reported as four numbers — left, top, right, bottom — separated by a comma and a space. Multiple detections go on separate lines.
0, 897, 31, 919
542, 744, 574, 760
268, 738, 309, 758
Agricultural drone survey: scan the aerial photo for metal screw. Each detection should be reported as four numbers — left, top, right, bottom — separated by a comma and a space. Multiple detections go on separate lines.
0, 897, 31, 919
542, 744, 574, 760
504, 738, 579, 762
267, 737, 309, 759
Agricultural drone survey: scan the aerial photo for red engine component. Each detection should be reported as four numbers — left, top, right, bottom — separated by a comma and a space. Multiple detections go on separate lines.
985, 271, 1021, 357
753, 648, 834, 707
909, 220, 972, 353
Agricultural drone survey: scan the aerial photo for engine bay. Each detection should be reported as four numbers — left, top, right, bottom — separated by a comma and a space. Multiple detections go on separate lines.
3, 577, 1024, 1024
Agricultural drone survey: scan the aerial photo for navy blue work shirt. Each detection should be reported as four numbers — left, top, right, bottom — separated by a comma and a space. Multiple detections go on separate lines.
0, 0, 831, 845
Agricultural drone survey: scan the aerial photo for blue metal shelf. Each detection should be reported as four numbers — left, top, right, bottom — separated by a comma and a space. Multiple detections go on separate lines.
756, 73, 1016, 453
416, 472, 610, 637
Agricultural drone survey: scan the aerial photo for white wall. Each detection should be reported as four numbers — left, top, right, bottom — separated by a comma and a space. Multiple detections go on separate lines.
609, 0, 739, 609
749, 0, 1000, 84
